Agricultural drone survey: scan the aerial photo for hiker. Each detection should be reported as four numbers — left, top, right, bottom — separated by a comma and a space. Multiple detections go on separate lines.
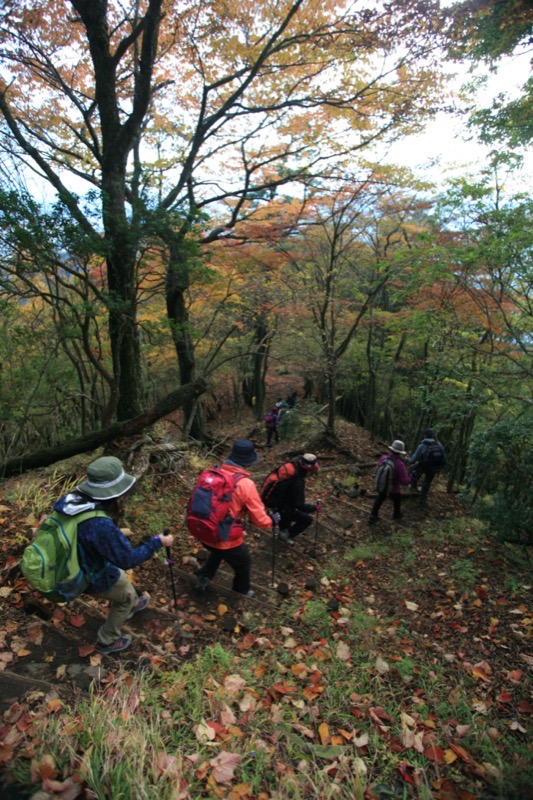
264, 405, 280, 446
265, 453, 320, 546
407, 429, 446, 503
368, 440, 411, 524
53, 456, 174, 655
193, 439, 275, 597
286, 389, 298, 408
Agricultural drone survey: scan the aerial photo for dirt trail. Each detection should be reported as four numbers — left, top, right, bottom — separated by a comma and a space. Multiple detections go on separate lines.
0, 431, 456, 716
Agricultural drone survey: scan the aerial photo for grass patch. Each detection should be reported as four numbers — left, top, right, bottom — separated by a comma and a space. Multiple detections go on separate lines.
6, 498, 531, 800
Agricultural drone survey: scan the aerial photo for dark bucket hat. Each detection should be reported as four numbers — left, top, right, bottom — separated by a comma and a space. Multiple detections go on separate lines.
77, 456, 136, 500
226, 439, 259, 467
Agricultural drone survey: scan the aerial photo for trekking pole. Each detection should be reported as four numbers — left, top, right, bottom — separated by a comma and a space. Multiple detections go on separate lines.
163, 529, 178, 608
313, 500, 322, 555
271, 516, 278, 588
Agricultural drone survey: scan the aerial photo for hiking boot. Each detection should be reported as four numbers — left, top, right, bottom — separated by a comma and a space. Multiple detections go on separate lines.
367, 515, 378, 525
195, 576, 211, 592
95, 635, 132, 655
278, 530, 293, 546
246, 589, 256, 599
126, 595, 150, 619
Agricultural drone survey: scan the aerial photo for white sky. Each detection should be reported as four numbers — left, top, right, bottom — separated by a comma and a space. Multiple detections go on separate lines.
375, 50, 532, 193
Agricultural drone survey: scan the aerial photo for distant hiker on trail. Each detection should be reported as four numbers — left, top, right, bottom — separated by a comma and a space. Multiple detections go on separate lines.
55, 456, 174, 655
407, 429, 446, 504
286, 389, 298, 408
189, 439, 275, 597
264, 406, 280, 446
368, 440, 411, 525
261, 453, 320, 546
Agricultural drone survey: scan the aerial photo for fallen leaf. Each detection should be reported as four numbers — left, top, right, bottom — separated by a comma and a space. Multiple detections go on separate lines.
68, 614, 85, 628
210, 751, 242, 784
318, 722, 331, 746
336, 641, 351, 661
423, 745, 446, 763
449, 743, 472, 763
496, 690, 512, 704
404, 601, 419, 612
79, 644, 95, 657
195, 720, 216, 743
517, 699, 533, 714
375, 656, 390, 675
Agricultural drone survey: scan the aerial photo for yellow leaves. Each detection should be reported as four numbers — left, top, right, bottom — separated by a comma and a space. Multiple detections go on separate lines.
318, 722, 330, 746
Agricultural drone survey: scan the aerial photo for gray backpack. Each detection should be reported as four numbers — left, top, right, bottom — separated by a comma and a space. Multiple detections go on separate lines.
374, 457, 395, 494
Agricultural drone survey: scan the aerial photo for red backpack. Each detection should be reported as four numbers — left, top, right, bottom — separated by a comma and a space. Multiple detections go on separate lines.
260, 462, 296, 508
186, 467, 245, 546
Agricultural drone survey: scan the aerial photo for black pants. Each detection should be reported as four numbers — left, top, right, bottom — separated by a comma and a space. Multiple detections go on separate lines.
412, 466, 440, 500
279, 508, 313, 539
370, 492, 402, 520
197, 543, 251, 594
266, 427, 279, 445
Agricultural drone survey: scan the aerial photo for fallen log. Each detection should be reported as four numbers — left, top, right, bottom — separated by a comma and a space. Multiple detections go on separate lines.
0, 379, 207, 478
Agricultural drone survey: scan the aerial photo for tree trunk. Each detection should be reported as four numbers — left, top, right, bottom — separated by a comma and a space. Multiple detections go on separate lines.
325, 354, 337, 436
381, 332, 407, 436
165, 239, 205, 439
251, 316, 272, 421
0, 379, 206, 478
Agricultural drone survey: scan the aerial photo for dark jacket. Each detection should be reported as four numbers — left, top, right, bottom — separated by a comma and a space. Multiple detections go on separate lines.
407, 437, 444, 468
54, 493, 162, 594
279, 465, 315, 513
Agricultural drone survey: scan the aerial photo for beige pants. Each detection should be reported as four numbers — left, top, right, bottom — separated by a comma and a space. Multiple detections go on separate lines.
95, 570, 138, 644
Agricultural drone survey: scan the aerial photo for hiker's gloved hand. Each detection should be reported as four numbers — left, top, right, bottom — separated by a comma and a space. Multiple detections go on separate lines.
270, 512, 281, 525
315, 502, 322, 512
159, 533, 174, 547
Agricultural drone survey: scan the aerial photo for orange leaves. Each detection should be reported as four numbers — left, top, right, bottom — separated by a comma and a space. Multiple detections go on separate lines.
470, 660, 492, 683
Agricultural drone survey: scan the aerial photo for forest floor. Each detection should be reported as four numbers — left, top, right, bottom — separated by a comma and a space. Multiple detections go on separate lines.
0, 404, 531, 800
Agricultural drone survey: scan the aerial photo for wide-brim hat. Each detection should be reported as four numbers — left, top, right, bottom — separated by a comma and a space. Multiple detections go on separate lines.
388, 440, 407, 455
77, 456, 136, 500
298, 453, 319, 471
226, 439, 258, 467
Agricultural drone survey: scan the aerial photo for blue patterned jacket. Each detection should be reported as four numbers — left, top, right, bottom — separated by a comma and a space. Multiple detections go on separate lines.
54, 494, 162, 594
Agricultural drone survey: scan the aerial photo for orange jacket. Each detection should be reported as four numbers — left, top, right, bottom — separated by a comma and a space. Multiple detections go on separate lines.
215, 464, 272, 549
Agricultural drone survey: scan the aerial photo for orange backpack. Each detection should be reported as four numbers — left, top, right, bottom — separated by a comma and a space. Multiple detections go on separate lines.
260, 462, 296, 508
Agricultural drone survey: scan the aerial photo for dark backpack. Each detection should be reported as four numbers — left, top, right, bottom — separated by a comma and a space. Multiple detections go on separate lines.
186, 467, 245, 546
264, 412, 277, 429
374, 457, 395, 494
260, 462, 296, 508
422, 442, 446, 468
21, 510, 109, 604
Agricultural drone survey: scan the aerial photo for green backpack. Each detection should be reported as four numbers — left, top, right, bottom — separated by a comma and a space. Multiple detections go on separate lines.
21, 510, 109, 604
